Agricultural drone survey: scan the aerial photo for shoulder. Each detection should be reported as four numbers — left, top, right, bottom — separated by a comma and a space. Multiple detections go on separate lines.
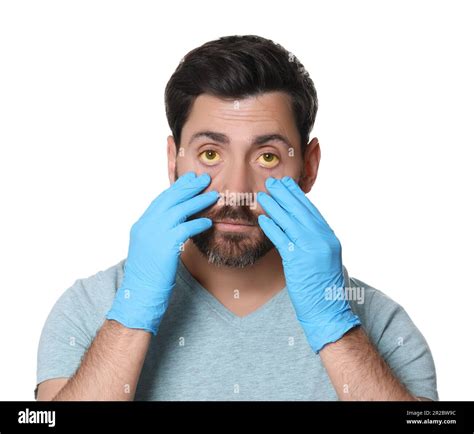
343, 269, 438, 400
346, 272, 415, 341
66, 258, 124, 305
42, 258, 126, 340
36, 259, 126, 388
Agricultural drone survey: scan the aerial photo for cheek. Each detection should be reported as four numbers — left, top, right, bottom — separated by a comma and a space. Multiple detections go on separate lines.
177, 155, 200, 172
176, 156, 218, 187
253, 171, 273, 192
252, 164, 300, 193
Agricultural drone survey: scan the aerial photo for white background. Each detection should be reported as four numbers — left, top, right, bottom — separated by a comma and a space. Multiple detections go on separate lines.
0, 0, 472, 400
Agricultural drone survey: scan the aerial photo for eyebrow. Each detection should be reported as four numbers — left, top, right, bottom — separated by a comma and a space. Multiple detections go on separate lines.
188, 130, 292, 148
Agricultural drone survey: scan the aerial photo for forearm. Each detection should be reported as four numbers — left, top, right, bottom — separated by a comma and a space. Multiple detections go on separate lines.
53, 320, 151, 401
319, 326, 416, 401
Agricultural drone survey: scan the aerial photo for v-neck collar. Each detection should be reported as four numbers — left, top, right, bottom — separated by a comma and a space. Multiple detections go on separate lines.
177, 257, 288, 329
176, 257, 352, 330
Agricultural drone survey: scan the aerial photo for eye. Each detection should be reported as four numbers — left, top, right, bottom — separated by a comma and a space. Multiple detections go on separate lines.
198, 149, 221, 165
257, 152, 280, 168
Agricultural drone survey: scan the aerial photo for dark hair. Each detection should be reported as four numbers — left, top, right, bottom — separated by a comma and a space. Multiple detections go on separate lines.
165, 35, 318, 155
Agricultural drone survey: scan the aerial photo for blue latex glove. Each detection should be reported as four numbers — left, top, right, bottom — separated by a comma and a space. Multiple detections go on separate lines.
106, 171, 219, 335
257, 176, 361, 353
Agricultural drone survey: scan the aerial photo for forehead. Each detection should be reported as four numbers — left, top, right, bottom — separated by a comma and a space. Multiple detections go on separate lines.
182, 92, 298, 141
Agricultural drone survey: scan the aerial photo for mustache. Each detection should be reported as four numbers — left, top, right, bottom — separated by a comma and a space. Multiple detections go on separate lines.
195, 204, 259, 226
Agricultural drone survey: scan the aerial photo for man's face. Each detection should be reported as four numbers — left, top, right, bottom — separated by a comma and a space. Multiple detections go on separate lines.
169, 91, 305, 268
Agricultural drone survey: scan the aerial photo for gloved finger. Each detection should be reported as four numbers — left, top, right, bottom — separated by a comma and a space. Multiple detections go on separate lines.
257, 191, 300, 242
171, 170, 197, 187
172, 217, 213, 245
257, 214, 291, 261
280, 176, 330, 228
169, 190, 220, 224
163, 172, 214, 210
264, 177, 314, 228
142, 172, 211, 219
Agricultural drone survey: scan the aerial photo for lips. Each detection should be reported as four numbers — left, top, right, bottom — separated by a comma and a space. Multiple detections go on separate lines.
214, 220, 256, 227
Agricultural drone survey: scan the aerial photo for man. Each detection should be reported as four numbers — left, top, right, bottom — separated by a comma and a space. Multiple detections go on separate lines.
36, 35, 437, 401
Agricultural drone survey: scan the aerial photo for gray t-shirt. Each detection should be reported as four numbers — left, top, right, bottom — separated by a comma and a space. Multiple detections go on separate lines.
36, 258, 438, 400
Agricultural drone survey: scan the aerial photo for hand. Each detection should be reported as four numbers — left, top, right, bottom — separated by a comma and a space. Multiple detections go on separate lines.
257, 176, 361, 353
106, 171, 219, 335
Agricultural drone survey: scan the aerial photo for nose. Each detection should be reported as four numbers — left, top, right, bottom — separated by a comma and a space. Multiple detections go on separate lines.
211, 158, 271, 195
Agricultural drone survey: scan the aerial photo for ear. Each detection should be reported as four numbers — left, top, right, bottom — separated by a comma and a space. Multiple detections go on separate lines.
298, 137, 321, 193
167, 135, 178, 185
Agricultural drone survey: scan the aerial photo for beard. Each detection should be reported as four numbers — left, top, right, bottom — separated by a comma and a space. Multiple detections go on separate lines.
191, 202, 275, 268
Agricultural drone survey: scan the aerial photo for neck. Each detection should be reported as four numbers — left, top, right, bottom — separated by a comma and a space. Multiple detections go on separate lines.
180, 240, 286, 317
